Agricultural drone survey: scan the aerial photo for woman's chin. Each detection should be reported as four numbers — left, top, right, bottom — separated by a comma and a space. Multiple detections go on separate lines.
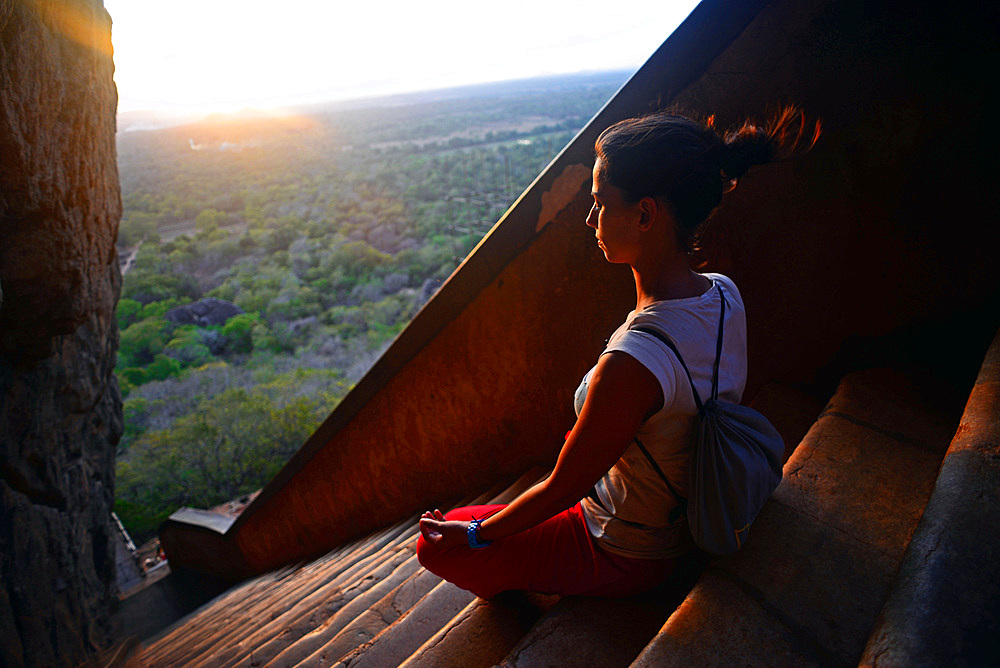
601, 249, 625, 264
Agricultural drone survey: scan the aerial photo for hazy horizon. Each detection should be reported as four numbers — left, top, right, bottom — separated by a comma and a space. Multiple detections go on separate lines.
105, 0, 698, 116
114, 69, 634, 133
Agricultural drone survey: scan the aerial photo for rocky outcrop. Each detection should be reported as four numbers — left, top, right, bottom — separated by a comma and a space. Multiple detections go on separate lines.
165, 297, 244, 327
0, 0, 122, 666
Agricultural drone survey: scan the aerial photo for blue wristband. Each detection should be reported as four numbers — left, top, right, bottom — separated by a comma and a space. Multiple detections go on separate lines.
467, 519, 492, 549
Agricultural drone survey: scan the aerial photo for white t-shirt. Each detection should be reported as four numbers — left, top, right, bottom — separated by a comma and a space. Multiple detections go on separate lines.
576, 273, 747, 559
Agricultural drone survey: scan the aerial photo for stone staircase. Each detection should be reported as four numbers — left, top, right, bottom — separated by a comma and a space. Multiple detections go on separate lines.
137, 364, 964, 667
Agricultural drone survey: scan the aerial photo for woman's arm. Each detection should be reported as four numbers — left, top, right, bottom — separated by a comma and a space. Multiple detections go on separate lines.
419, 350, 663, 547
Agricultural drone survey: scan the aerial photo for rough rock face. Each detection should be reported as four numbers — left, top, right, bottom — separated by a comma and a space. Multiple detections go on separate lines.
0, 0, 122, 665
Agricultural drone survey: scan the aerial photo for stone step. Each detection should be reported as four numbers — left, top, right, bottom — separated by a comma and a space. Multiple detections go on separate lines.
294, 566, 442, 667
497, 550, 706, 668
187, 521, 418, 667
330, 579, 475, 668
499, 595, 670, 668
256, 549, 422, 667
138, 468, 544, 667
141, 520, 418, 666
398, 591, 558, 668
629, 368, 957, 666
140, 565, 300, 666
860, 328, 1000, 664
225, 538, 420, 667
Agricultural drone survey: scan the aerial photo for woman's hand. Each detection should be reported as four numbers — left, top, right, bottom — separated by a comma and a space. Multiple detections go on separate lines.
419, 509, 469, 549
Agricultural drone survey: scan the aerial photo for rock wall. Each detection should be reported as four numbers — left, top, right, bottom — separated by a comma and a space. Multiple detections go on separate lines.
0, 0, 122, 665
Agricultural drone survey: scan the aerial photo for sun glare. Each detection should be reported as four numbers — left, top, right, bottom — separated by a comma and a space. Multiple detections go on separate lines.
105, 0, 699, 115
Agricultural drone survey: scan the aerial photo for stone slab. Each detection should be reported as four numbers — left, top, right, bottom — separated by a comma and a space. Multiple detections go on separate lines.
714, 500, 899, 664
331, 580, 474, 668
632, 572, 821, 667
862, 330, 1000, 665
861, 450, 1000, 666
499, 595, 671, 668
821, 368, 957, 453
778, 416, 942, 559
400, 591, 556, 668
306, 567, 441, 665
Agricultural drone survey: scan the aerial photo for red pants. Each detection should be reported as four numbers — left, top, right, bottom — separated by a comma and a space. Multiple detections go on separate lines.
416, 502, 678, 599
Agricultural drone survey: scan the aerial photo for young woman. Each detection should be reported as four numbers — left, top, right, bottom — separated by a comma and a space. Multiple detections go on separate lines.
417, 108, 818, 599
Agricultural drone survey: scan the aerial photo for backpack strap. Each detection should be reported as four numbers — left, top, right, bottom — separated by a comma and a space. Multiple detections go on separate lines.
631, 326, 704, 413
627, 282, 729, 525
710, 286, 727, 401
631, 283, 729, 409
633, 437, 687, 524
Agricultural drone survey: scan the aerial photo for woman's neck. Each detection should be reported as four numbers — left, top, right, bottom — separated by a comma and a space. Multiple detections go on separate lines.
632, 257, 712, 310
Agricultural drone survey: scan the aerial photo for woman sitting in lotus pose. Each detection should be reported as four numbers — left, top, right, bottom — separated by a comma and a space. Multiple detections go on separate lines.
417, 108, 816, 599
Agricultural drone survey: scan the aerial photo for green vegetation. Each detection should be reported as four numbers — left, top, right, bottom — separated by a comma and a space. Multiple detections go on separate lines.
116, 369, 342, 537
114, 72, 625, 541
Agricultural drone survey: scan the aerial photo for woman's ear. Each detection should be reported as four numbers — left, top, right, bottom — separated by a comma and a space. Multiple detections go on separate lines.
637, 196, 659, 231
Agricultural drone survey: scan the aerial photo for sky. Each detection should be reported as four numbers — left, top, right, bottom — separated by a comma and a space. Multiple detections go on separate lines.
104, 0, 699, 115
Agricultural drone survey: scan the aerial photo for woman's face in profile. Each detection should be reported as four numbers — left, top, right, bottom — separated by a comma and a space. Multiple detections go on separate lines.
586, 157, 641, 264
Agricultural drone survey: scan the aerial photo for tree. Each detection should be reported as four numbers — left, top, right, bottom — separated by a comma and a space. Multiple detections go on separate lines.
115, 387, 336, 541
164, 326, 214, 367
116, 298, 143, 331
119, 317, 169, 368
221, 313, 259, 354
145, 354, 182, 382
118, 211, 159, 247
195, 208, 226, 229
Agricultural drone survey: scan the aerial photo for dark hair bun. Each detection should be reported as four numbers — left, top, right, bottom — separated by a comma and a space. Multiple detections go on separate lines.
720, 107, 820, 179
720, 125, 774, 179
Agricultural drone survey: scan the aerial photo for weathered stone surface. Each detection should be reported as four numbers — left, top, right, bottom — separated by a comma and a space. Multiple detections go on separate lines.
637, 367, 956, 666
164, 297, 244, 328
401, 591, 557, 668
498, 595, 670, 668
303, 566, 440, 664
0, 0, 122, 665
336, 580, 475, 668
227, 546, 419, 667
720, 498, 901, 664
777, 414, 941, 559
0, 302, 122, 667
820, 367, 959, 452
0, 0, 120, 360
632, 572, 820, 667
862, 329, 1000, 666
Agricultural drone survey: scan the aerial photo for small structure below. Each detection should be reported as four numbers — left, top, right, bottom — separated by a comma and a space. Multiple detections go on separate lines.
112, 512, 144, 595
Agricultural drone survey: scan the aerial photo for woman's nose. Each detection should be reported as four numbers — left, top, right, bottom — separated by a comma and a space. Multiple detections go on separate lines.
585, 205, 597, 228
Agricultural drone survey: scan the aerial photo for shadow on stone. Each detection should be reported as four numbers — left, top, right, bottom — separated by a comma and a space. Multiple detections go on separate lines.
112, 567, 233, 644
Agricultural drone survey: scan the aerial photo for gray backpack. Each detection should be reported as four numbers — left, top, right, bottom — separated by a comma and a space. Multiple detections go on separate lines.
632, 286, 784, 555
